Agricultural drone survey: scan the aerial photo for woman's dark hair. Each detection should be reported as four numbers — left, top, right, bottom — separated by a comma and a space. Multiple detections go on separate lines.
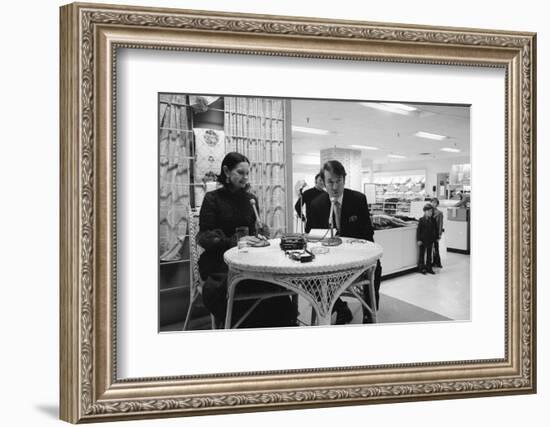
431, 197, 440, 206
217, 152, 250, 186
320, 160, 347, 181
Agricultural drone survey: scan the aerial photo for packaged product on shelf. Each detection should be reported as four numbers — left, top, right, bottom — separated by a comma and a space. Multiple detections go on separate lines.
193, 127, 225, 207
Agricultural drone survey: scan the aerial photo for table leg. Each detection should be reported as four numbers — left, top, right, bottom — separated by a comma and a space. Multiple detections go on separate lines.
367, 266, 377, 323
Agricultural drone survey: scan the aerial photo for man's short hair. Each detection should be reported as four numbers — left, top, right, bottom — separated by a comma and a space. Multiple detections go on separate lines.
321, 160, 346, 181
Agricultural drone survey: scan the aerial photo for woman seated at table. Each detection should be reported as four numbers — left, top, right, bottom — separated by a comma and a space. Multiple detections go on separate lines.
198, 152, 297, 328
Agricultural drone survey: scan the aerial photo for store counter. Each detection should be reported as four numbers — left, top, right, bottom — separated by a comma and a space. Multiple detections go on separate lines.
374, 225, 447, 277
445, 207, 470, 253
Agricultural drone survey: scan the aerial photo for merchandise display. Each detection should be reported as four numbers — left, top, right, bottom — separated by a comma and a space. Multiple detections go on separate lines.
374, 174, 426, 201
370, 174, 428, 216
362, 168, 468, 274
371, 213, 417, 230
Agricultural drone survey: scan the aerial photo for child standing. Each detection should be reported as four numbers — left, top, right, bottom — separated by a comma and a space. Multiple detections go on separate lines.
417, 204, 438, 274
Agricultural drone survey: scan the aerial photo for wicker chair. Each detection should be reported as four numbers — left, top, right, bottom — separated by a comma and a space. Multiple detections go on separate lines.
183, 207, 216, 330
185, 207, 299, 329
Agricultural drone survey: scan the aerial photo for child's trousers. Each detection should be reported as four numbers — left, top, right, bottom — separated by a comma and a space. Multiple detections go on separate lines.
418, 242, 434, 270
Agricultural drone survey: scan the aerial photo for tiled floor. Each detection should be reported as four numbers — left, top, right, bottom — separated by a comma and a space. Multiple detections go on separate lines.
380, 252, 470, 321
296, 251, 470, 325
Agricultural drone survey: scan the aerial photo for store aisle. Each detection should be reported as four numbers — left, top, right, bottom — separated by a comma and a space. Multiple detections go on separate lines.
318, 251, 470, 325
379, 252, 470, 321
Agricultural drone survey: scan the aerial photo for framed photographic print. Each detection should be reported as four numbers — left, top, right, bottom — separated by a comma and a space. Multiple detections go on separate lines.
60, 2, 537, 423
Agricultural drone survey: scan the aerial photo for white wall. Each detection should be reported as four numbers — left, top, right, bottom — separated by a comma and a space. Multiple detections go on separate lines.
320, 147, 363, 191
0, 1, 547, 427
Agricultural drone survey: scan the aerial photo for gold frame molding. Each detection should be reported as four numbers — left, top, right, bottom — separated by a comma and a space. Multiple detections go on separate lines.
60, 2, 537, 423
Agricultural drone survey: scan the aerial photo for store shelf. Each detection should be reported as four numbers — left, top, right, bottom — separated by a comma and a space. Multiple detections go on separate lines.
160, 285, 187, 293
160, 259, 191, 291
370, 200, 412, 215
160, 259, 190, 266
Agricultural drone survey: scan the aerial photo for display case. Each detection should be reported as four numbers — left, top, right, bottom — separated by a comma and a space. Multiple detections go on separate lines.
448, 163, 471, 199
370, 200, 412, 216
374, 225, 447, 276
446, 207, 470, 253
369, 171, 427, 217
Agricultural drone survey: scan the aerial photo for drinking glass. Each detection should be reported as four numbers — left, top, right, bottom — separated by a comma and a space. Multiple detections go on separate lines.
235, 226, 249, 240
235, 226, 249, 253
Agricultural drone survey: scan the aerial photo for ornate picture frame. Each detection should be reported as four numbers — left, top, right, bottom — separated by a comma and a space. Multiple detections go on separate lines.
60, 2, 536, 423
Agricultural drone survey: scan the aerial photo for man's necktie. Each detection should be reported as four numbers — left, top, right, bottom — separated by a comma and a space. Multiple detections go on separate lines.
333, 200, 342, 233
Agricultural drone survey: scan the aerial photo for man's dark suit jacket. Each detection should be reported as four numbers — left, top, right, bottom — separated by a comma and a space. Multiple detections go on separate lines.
308, 188, 381, 317
295, 187, 326, 233
308, 188, 374, 242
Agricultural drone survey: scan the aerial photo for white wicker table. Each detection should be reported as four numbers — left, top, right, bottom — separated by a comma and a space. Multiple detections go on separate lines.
223, 238, 383, 328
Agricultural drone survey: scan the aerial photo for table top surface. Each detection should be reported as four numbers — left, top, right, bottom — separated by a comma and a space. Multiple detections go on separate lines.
224, 237, 383, 274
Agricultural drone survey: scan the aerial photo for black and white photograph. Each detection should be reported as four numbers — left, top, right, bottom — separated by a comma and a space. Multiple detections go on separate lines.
53, 1, 537, 423
158, 94, 471, 331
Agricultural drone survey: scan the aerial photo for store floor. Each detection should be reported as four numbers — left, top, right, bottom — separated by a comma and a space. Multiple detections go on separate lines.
163, 251, 470, 331
324, 251, 471, 325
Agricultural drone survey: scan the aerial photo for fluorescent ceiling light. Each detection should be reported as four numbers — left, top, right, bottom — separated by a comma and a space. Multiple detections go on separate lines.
388, 154, 407, 159
360, 102, 417, 115
292, 125, 330, 135
349, 144, 379, 150
440, 147, 461, 153
414, 131, 448, 141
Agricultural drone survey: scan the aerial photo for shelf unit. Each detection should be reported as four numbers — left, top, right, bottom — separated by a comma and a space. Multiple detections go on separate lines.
370, 200, 411, 216
224, 97, 288, 237
158, 94, 199, 327
158, 95, 290, 328
369, 180, 427, 216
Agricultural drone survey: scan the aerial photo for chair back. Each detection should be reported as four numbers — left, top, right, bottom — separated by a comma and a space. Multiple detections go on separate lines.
187, 206, 203, 299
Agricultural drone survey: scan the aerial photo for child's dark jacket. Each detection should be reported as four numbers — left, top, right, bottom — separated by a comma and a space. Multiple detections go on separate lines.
417, 216, 438, 244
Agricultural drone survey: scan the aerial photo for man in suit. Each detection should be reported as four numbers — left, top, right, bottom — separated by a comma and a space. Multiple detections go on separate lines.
309, 160, 382, 324
294, 173, 326, 233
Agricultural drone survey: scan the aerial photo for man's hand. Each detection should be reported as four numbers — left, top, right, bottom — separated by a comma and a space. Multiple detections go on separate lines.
417, 241, 423, 246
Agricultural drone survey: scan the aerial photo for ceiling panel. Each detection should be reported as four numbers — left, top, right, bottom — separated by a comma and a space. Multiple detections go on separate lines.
291, 99, 470, 166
